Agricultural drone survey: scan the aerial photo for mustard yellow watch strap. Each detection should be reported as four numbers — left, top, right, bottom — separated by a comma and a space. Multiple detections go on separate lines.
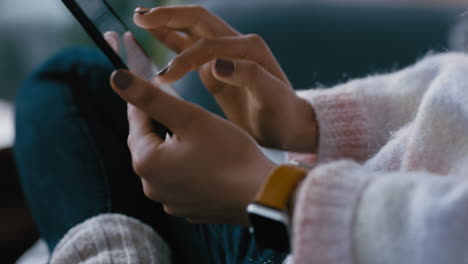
254, 165, 308, 210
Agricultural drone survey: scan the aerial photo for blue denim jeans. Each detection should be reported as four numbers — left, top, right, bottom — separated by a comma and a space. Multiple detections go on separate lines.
14, 48, 286, 264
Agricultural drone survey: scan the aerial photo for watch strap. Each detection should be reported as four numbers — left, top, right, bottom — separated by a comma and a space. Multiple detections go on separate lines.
254, 165, 308, 210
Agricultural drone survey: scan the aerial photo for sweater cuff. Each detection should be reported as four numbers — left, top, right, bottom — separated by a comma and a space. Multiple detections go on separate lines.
297, 89, 371, 162
50, 214, 170, 264
292, 160, 374, 264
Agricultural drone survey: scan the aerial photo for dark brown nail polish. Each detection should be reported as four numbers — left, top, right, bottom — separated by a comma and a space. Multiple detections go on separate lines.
113, 70, 133, 90
135, 10, 149, 15
215, 59, 235, 77
156, 65, 170, 76
134, 7, 150, 15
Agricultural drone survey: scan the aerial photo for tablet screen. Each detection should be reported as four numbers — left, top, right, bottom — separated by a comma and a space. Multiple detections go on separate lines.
66, 0, 158, 80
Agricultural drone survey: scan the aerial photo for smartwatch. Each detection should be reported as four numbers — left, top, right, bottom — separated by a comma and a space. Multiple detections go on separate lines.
247, 163, 309, 252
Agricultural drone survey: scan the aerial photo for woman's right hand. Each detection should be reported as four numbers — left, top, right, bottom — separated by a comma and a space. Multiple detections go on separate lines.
133, 5, 318, 153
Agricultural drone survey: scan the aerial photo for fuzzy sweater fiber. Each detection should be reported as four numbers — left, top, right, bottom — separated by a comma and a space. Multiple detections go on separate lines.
51, 53, 468, 264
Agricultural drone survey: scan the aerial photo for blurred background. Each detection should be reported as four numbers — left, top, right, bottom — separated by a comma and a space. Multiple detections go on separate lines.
0, 0, 181, 101
1, 0, 468, 263
0, 0, 467, 102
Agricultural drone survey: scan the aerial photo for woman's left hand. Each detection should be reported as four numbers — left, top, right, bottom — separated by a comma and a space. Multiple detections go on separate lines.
109, 69, 275, 225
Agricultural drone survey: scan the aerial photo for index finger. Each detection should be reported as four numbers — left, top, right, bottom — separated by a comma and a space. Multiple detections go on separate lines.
134, 5, 239, 39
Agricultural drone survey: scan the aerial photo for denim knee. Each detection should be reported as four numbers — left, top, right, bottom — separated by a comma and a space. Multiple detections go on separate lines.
14, 48, 119, 249
14, 47, 126, 144
16, 47, 113, 110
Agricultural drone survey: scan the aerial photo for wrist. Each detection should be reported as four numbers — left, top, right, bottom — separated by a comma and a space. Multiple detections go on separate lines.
246, 164, 309, 252
283, 96, 319, 153
240, 158, 276, 226
287, 178, 303, 219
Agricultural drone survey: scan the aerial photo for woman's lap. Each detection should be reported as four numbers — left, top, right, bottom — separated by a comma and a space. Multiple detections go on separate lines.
14, 48, 286, 263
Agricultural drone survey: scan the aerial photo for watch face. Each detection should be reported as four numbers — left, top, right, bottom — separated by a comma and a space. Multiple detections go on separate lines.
248, 205, 290, 253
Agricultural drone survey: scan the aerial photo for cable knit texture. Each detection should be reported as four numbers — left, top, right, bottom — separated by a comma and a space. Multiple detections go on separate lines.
292, 161, 374, 264
290, 53, 468, 264
50, 214, 170, 264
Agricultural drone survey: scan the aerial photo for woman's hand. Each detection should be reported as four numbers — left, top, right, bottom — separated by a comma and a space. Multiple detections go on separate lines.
109, 69, 275, 225
133, 5, 318, 153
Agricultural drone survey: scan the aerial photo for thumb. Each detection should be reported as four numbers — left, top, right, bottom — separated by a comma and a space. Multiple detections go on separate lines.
211, 59, 290, 103
110, 69, 199, 134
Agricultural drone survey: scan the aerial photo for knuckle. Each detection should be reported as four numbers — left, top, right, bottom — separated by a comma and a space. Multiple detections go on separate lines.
142, 184, 157, 200
163, 205, 185, 218
163, 205, 174, 215
131, 146, 163, 179
189, 5, 208, 15
245, 34, 268, 63
150, 7, 168, 19
246, 33, 265, 47
198, 38, 216, 49
132, 159, 145, 177
127, 135, 136, 151
142, 183, 165, 202
152, 6, 163, 14
131, 153, 150, 177
196, 38, 218, 58
178, 38, 217, 69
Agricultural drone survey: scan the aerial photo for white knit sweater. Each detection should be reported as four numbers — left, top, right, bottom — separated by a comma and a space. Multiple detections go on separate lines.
293, 52, 468, 264
51, 52, 468, 264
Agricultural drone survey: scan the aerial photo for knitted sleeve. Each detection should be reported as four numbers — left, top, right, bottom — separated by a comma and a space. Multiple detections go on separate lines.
296, 53, 458, 162
292, 52, 468, 264
50, 214, 171, 264
292, 160, 468, 264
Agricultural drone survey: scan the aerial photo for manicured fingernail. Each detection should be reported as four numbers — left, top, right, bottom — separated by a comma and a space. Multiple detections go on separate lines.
156, 65, 170, 76
134, 7, 150, 15
112, 70, 133, 90
215, 59, 235, 77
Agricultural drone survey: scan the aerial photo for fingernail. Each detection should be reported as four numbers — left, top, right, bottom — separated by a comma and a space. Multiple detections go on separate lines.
156, 65, 170, 76
112, 70, 133, 90
134, 6, 150, 15
215, 59, 235, 77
